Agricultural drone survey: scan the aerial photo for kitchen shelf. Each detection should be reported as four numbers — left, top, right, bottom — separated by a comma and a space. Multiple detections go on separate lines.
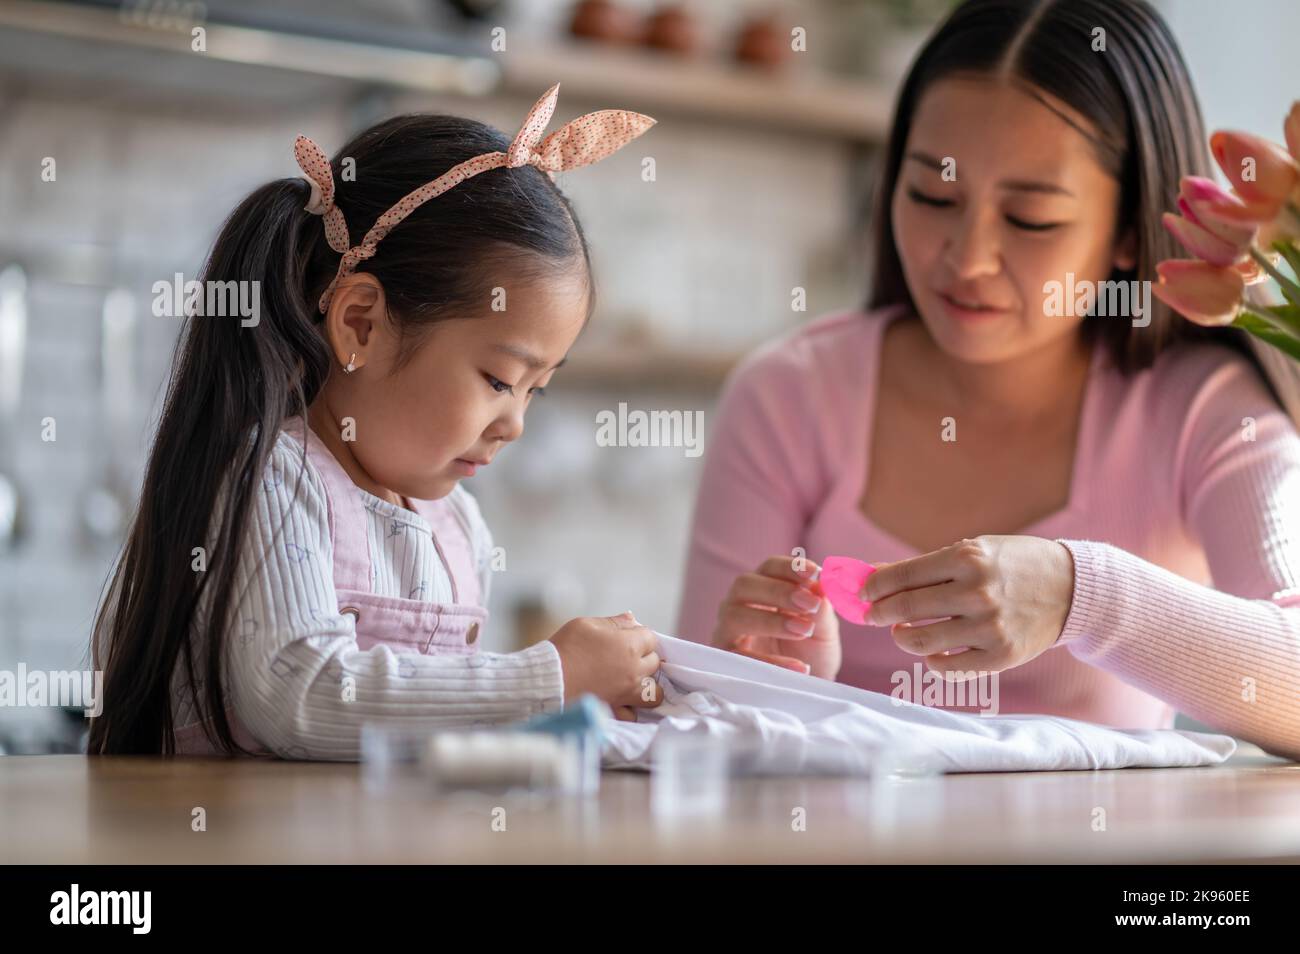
558, 344, 745, 392
498, 41, 893, 143
0, 0, 893, 142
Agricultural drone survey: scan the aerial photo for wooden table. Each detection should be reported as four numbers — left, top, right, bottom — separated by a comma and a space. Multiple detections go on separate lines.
1, 747, 1297, 863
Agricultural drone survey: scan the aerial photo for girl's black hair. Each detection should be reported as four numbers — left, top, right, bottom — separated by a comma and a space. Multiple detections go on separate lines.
88, 113, 593, 755
868, 0, 1266, 374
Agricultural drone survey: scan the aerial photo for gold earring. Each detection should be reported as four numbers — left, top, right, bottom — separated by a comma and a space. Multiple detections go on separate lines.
344, 352, 356, 374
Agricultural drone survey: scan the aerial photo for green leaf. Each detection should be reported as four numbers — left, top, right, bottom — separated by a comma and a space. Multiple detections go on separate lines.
1271, 239, 1300, 288
1263, 302, 1300, 336
1253, 245, 1300, 308
1233, 310, 1300, 361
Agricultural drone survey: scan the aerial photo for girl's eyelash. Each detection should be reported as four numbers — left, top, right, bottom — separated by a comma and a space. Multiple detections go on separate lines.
485, 374, 547, 397
907, 188, 1061, 232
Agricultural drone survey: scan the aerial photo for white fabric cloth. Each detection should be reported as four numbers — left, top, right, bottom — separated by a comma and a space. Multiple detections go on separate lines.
602, 634, 1238, 774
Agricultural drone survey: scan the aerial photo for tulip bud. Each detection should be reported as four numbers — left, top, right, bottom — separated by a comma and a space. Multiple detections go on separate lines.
1179, 176, 1269, 235
1285, 101, 1300, 162
1162, 212, 1248, 267
1210, 130, 1300, 214
1152, 259, 1245, 327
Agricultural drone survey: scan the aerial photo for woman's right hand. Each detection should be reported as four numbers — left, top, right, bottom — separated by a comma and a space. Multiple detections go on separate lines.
549, 611, 663, 721
711, 555, 842, 679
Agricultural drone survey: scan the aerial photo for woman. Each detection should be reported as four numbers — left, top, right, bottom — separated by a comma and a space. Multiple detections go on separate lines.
675, 0, 1300, 759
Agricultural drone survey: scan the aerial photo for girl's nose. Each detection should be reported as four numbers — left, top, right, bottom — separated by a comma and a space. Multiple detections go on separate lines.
944, 209, 1003, 280
492, 404, 525, 444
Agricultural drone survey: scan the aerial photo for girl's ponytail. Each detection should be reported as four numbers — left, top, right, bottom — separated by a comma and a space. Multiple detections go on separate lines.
89, 177, 328, 755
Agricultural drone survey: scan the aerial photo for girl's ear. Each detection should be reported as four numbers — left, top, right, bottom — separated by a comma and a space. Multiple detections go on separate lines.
323, 274, 387, 371
1113, 227, 1138, 271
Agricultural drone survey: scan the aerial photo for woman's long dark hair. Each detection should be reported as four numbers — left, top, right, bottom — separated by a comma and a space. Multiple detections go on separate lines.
868, 0, 1293, 391
88, 114, 592, 755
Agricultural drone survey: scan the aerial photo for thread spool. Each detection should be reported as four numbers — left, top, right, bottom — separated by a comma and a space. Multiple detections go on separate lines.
421, 731, 579, 792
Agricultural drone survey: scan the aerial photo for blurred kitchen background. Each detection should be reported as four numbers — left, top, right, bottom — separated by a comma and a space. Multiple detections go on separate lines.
0, 0, 1292, 752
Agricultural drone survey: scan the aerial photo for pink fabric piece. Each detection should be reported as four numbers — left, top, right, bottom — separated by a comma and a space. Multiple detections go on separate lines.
295, 82, 656, 314
819, 556, 877, 624
673, 306, 1300, 761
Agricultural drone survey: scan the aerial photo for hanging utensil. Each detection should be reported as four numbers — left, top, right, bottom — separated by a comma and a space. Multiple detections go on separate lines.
0, 262, 29, 553
81, 287, 135, 545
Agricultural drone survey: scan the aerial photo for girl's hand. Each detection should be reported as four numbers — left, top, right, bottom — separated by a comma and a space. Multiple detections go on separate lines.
862, 535, 1075, 676
550, 612, 663, 721
711, 555, 842, 679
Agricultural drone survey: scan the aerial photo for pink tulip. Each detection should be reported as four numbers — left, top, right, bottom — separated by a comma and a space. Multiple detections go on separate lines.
1162, 212, 1246, 266
1233, 254, 1265, 285
1152, 259, 1244, 327
1210, 130, 1300, 214
1285, 101, 1300, 162
1178, 177, 1265, 239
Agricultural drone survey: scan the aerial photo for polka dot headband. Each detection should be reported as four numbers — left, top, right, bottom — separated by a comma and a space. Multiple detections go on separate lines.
294, 82, 656, 314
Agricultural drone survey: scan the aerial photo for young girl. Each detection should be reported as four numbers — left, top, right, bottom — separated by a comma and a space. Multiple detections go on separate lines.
676, 0, 1300, 759
88, 85, 664, 758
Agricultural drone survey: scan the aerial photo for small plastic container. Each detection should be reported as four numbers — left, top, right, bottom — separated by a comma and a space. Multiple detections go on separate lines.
650, 730, 729, 820
361, 695, 608, 798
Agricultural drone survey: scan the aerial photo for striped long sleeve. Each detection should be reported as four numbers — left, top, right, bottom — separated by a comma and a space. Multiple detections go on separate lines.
223, 434, 564, 761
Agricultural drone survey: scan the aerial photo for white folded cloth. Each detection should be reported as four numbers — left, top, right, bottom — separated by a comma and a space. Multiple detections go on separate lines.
601, 633, 1237, 774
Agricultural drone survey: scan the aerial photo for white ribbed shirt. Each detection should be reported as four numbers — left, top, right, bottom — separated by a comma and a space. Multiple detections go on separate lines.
171, 429, 565, 760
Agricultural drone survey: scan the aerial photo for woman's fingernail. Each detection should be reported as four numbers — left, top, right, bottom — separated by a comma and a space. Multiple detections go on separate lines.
784, 618, 815, 636
790, 589, 821, 612
795, 561, 822, 582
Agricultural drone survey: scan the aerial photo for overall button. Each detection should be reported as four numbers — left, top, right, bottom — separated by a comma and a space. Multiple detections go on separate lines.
466, 621, 480, 644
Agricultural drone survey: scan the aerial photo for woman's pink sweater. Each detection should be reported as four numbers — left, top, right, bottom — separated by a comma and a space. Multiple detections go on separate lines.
674, 307, 1300, 760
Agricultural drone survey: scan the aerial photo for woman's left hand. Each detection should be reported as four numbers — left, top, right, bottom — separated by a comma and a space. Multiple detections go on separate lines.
861, 535, 1076, 676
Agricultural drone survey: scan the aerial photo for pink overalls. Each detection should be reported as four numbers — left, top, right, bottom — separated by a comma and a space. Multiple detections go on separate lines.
173, 416, 488, 757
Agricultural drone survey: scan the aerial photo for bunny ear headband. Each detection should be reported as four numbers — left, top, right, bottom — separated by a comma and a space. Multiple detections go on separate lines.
294, 82, 656, 314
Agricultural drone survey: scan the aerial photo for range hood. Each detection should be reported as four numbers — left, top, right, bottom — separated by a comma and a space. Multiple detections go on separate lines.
0, 0, 500, 100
